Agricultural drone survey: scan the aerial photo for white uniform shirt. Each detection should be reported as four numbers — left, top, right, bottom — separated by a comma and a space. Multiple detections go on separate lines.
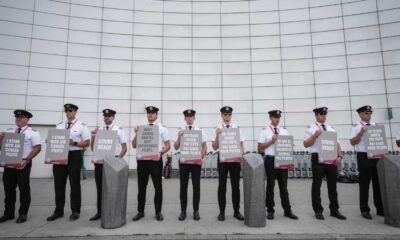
179, 125, 207, 143
102, 124, 127, 156
258, 125, 289, 156
304, 122, 336, 153
350, 121, 376, 153
148, 122, 170, 152
6, 126, 41, 159
56, 119, 90, 151
212, 123, 244, 151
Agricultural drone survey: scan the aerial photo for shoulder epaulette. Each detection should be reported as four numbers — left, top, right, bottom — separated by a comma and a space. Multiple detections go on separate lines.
81, 122, 87, 126
31, 128, 37, 132
6, 128, 13, 131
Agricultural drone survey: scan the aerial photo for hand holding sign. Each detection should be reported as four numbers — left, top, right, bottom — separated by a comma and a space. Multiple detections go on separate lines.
365, 125, 388, 159
274, 135, 294, 169
137, 125, 160, 161
91, 126, 99, 138
317, 131, 338, 165
180, 130, 202, 165
93, 130, 117, 164
219, 128, 241, 163
45, 129, 69, 165
0, 133, 24, 168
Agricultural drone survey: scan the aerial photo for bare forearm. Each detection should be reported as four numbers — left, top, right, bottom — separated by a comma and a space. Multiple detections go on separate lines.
26, 145, 41, 161
119, 143, 127, 158
201, 143, 207, 158
78, 139, 90, 148
132, 135, 137, 148
350, 132, 363, 146
303, 135, 317, 148
90, 136, 95, 150
161, 141, 170, 154
258, 140, 274, 152
174, 137, 180, 150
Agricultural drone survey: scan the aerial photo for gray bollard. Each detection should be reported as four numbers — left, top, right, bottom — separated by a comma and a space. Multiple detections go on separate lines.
101, 155, 129, 229
377, 155, 400, 227
242, 153, 266, 227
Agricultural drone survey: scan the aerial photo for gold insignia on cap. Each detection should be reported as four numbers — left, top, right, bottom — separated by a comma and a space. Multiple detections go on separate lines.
367, 106, 371, 110
277, 110, 281, 114
225, 107, 229, 111
188, 110, 192, 114
66, 104, 70, 108
105, 109, 109, 114
149, 106, 153, 111
323, 107, 327, 111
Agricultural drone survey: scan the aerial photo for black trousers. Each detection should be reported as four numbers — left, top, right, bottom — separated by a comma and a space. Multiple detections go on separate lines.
94, 163, 103, 214
217, 158, 241, 214
357, 152, 383, 214
264, 156, 291, 214
2, 162, 32, 217
52, 150, 83, 214
179, 164, 201, 212
137, 158, 163, 214
311, 153, 339, 214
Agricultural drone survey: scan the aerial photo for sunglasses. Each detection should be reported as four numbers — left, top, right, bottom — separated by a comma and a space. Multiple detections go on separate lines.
65, 109, 74, 113
223, 113, 232, 116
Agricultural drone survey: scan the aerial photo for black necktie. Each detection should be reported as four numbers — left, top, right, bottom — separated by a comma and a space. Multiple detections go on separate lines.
67, 122, 72, 129
321, 124, 327, 131
17, 128, 21, 133
366, 123, 371, 126
106, 126, 109, 130
226, 125, 230, 128
274, 127, 278, 134
149, 123, 154, 126
188, 126, 192, 130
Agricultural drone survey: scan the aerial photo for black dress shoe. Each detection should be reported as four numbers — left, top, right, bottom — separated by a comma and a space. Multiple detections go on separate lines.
362, 211, 372, 219
132, 212, 144, 221
89, 213, 101, 221
193, 211, 200, 221
217, 212, 225, 221
178, 211, 186, 221
0, 215, 14, 223
46, 212, 63, 222
284, 212, 298, 220
234, 212, 244, 221
16, 214, 27, 223
69, 212, 80, 221
267, 212, 274, 220
330, 211, 346, 220
315, 212, 325, 220
156, 212, 164, 221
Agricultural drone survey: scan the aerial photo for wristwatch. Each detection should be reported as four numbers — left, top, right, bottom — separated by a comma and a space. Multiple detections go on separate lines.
73, 141, 78, 146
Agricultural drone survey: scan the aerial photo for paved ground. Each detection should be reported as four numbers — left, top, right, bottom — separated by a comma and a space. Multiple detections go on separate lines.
0, 175, 399, 239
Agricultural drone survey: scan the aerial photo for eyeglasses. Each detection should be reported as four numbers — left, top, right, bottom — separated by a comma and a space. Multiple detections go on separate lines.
364, 112, 372, 115
319, 113, 327, 116
65, 109, 74, 113
104, 115, 113, 118
223, 113, 232, 116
